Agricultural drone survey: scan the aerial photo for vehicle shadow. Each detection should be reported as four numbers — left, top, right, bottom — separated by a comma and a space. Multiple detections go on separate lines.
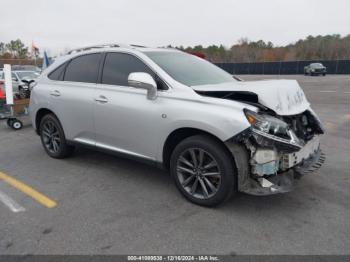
68, 146, 315, 215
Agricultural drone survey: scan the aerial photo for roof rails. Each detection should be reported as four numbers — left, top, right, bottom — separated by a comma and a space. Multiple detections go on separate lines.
66, 43, 148, 55
67, 44, 121, 54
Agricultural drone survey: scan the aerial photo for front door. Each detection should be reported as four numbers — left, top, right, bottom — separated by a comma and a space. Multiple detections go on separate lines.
94, 52, 165, 161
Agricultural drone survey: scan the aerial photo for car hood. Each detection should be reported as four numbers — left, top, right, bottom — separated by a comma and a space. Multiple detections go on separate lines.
192, 79, 310, 116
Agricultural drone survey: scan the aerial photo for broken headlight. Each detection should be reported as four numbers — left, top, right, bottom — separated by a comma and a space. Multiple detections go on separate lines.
244, 109, 303, 150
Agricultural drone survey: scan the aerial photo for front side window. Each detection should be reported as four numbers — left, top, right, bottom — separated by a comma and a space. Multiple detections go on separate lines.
144, 51, 235, 87
102, 53, 155, 87
64, 53, 101, 83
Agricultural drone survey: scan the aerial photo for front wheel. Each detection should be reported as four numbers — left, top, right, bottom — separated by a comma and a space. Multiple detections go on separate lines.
170, 135, 236, 207
39, 114, 74, 158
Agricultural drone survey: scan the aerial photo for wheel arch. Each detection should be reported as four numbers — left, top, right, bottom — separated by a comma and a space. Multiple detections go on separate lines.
162, 127, 234, 170
35, 108, 58, 135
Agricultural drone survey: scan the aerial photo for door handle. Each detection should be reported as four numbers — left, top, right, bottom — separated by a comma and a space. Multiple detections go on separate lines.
50, 90, 61, 97
94, 95, 108, 103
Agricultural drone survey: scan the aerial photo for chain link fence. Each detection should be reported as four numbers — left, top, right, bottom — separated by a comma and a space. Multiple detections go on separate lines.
2, 58, 349, 74
215, 60, 350, 74
0, 58, 42, 68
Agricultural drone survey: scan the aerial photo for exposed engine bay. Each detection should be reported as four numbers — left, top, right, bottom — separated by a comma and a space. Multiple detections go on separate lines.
197, 89, 326, 195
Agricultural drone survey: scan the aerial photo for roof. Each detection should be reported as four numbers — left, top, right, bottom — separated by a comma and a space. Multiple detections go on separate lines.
66, 43, 179, 55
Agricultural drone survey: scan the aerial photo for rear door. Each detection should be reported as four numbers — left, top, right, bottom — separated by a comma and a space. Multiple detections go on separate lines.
49, 53, 102, 145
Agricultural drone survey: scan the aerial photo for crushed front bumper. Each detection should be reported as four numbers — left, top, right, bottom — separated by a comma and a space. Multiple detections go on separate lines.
226, 135, 325, 196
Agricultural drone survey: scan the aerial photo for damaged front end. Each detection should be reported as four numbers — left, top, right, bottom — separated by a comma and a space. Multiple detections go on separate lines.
226, 109, 325, 196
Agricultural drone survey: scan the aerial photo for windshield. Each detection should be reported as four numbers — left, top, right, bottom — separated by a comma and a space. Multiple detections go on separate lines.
311, 63, 323, 68
16, 71, 40, 79
144, 51, 235, 86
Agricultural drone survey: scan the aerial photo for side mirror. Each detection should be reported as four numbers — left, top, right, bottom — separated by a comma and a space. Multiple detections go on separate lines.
12, 77, 18, 82
128, 72, 157, 100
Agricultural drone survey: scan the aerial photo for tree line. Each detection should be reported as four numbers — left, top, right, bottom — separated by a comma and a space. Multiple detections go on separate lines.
1, 34, 350, 63
0, 39, 29, 59
177, 34, 350, 63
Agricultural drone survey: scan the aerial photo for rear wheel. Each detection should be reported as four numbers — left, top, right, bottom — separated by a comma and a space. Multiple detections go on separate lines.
39, 114, 74, 158
170, 135, 236, 207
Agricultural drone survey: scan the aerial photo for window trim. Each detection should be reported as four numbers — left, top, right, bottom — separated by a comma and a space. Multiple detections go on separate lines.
47, 50, 172, 91
98, 51, 170, 91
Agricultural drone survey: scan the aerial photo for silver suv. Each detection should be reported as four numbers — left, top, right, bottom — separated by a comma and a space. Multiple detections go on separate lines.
30, 44, 325, 206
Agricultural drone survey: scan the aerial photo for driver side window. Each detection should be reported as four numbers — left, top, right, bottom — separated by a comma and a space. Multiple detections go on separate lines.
101, 52, 167, 90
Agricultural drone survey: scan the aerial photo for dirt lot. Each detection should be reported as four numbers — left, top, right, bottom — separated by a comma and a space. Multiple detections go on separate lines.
0, 75, 349, 255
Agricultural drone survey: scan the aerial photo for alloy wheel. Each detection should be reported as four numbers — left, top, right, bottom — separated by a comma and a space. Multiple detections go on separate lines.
42, 120, 61, 154
176, 148, 221, 199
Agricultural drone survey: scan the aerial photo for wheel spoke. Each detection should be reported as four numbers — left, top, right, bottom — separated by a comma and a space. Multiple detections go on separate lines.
43, 126, 51, 134
179, 156, 194, 168
199, 178, 209, 198
52, 140, 58, 152
177, 166, 195, 175
48, 140, 54, 150
203, 172, 220, 178
203, 160, 217, 170
42, 130, 50, 138
189, 149, 198, 168
198, 149, 204, 168
47, 122, 53, 132
203, 177, 217, 193
182, 174, 196, 187
190, 178, 199, 194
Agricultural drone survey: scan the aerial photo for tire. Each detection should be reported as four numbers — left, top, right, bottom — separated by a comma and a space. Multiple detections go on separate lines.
11, 119, 23, 130
39, 114, 74, 158
7, 118, 14, 127
323, 73, 326, 76
170, 135, 236, 207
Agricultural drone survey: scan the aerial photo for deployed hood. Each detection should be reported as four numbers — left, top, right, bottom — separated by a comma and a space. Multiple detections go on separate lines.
193, 79, 310, 116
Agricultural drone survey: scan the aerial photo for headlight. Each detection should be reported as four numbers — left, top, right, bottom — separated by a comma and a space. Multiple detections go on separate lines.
244, 109, 303, 150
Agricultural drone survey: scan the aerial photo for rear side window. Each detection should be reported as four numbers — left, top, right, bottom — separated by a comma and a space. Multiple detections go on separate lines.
64, 53, 101, 83
48, 63, 67, 81
102, 53, 155, 86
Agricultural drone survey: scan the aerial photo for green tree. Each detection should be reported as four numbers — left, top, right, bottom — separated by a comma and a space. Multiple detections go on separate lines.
5, 39, 28, 58
0, 42, 5, 55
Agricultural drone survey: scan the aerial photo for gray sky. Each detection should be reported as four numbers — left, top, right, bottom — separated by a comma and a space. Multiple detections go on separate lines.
1, 0, 350, 55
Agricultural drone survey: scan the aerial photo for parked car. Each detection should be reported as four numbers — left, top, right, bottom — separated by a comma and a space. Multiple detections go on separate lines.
30, 44, 325, 206
0, 70, 39, 98
12, 65, 41, 73
304, 63, 327, 76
